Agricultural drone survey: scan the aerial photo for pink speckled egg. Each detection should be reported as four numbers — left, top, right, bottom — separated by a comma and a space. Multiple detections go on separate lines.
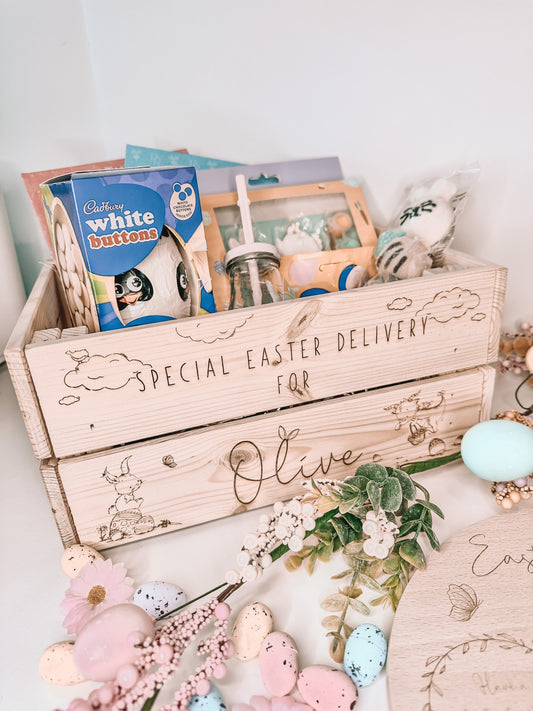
259, 631, 299, 696
297, 665, 358, 711
61, 544, 104, 578
231, 602, 274, 661
39, 641, 86, 686
73, 603, 155, 681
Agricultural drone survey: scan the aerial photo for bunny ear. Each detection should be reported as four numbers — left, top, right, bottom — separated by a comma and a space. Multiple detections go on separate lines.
120, 456, 132, 474
103, 466, 119, 484
430, 178, 457, 201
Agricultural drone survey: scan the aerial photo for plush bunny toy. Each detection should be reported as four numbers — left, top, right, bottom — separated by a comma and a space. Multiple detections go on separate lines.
397, 178, 458, 250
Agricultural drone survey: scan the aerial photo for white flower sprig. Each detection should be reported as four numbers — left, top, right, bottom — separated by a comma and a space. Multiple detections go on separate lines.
362, 509, 399, 559
226, 497, 318, 584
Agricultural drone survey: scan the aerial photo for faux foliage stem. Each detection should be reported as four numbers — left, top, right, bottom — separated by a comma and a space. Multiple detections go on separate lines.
334, 562, 362, 653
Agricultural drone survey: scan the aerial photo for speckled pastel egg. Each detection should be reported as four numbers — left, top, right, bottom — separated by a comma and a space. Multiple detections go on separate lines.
74, 603, 155, 681
259, 631, 299, 695
231, 602, 274, 661
343, 623, 387, 688
297, 665, 358, 711
61, 544, 104, 578
39, 641, 86, 686
187, 682, 225, 711
133, 581, 187, 619
461, 419, 533, 481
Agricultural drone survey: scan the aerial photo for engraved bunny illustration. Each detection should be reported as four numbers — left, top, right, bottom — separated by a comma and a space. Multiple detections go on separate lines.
99, 455, 155, 541
385, 390, 446, 445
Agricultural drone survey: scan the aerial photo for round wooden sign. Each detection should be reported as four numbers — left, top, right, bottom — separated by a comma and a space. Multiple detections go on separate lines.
387, 507, 533, 711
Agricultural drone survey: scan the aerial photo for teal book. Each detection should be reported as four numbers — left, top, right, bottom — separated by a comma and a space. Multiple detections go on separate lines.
125, 145, 243, 170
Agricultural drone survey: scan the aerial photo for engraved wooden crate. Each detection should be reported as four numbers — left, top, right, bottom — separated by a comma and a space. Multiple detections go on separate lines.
43, 365, 494, 550
5, 253, 506, 549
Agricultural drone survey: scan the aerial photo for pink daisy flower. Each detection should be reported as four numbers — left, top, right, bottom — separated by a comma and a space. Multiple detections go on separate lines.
60, 558, 134, 635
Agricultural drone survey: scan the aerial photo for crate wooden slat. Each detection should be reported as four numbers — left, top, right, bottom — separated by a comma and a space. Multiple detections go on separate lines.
45, 365, 494, 550
17, 252, 505, 459
4, 263, 68, 459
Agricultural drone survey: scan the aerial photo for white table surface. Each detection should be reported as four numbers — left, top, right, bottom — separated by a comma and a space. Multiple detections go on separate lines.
0, 361, 520, 711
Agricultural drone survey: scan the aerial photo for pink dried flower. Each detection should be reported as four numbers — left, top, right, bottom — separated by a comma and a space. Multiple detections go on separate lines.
60, 558, 134, 635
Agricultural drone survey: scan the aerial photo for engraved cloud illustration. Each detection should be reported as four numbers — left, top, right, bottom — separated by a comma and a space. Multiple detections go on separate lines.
64, 352, 152, 391
416, 287, 481, 323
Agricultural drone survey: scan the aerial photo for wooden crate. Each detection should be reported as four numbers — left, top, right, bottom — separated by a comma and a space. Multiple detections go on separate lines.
43, 365, 494, 550
5, 253, 506, 548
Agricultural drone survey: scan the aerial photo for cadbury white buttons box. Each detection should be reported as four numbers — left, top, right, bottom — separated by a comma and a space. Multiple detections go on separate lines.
40, 166, 214, 332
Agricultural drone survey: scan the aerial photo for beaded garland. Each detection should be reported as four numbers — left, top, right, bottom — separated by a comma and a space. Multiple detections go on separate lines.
490, 410, 533, 509
63, 594, 236, 711
490, 327, 533, 509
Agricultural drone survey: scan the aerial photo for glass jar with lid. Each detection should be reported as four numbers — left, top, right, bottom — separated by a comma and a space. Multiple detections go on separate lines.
224, 243, 285, 309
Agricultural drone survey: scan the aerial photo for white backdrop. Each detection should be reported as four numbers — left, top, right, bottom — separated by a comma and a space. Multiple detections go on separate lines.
0, 0, 531, 323
0, 3, 532, 710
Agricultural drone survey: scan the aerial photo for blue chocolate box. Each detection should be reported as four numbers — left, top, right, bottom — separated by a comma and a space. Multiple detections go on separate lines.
41, 166, 214, 331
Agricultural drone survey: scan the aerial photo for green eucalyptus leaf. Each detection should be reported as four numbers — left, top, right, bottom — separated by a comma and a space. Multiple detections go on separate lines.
329, 636, 346, 664
318, 542, 334, 562
422, 522, 441, 551
397, 520, 421, 537
401, 503, 426, 523
399, 557, 411, 580
330, 568, 354, 581
306, 550, 318, 574
358, 572, 383, 593
399, 538, 426, 569
363, 559, 384, 578
322, 614, 341, 630
339, 498, 359, 515
366, 480, 381, 512
382, 574, 400, 589
343, 540, 364, 556
381, 477, 403, 512
357, 463, 389, 483
320, 593, 347, 612
388, 468, 417, 500
330, 518, 354, 547
370, 593, 390, 607
349, 598, 371, 615
342, 585, 363, 600
313, 528, 334, 544
341, 513, 363, 536
338, 483, 361, 498
415, 498, 445, 519
383, 555, 401, 574
332, 537, 343, 553
344, 475, 370, 491
285, 554, 303, 572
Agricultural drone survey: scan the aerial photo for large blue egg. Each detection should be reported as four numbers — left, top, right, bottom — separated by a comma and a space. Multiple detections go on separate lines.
461, 419, 533, 481
343, 623, 387, 687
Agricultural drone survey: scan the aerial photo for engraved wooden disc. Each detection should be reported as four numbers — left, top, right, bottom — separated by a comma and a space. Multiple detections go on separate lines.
387, 507, 533, 711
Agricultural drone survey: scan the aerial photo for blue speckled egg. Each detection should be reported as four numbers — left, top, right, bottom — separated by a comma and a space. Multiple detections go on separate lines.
133, 581, 187, 619
187, 682, 226, 711
343, 623, 387, 687
461, 419, 533, 481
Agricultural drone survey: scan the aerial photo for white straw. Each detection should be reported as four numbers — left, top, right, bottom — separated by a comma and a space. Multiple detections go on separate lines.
235, 174, 262, 306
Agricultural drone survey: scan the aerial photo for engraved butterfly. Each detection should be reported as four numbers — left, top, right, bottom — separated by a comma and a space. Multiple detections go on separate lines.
447, 583, 482, 621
